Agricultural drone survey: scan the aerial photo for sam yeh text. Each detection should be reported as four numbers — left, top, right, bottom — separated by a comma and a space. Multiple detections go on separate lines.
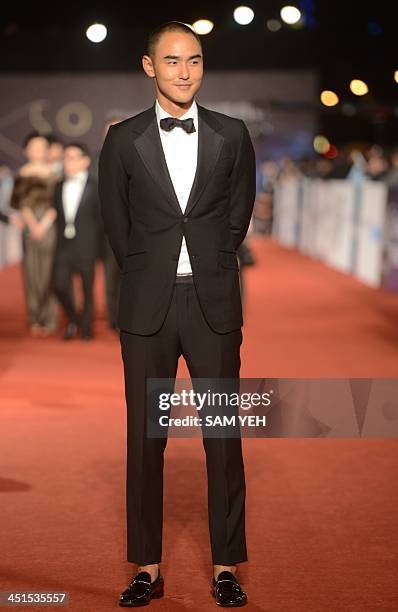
158, 415, 267, 427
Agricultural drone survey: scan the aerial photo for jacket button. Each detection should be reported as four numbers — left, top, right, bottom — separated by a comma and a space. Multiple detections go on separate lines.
183, 218, 188, 223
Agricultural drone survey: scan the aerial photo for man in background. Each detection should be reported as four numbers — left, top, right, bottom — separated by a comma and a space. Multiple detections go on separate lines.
53, 143, 101, 340
47, 134, 65, 178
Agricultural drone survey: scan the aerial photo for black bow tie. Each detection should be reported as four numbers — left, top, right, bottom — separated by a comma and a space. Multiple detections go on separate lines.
160, 116, 196, 134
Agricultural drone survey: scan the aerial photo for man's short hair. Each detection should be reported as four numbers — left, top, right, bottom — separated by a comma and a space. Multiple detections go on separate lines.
65, 142, 91, 158
47, 133, 64, 147
146, 21, 202, 58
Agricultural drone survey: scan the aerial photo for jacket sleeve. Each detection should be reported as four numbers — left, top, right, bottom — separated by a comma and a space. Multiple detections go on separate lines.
229, 120, 256, 250
98, 125, 130, 269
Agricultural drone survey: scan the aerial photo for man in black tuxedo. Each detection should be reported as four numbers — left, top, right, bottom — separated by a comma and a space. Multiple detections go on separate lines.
53, 144, 101, 340
99, 21, 256, 607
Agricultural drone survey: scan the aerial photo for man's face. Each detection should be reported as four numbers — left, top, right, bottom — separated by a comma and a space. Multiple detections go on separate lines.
142, 31, 203, 106
63, 147, 90, 177
49, 142, 64, 163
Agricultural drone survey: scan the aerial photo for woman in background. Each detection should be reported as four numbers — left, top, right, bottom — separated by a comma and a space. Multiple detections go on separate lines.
10, 132, 59, 336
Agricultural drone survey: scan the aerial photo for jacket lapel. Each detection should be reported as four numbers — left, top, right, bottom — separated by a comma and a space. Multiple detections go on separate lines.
133, 108, 180, 215
74, 177, 91, 218
133, 102, 224, 216
185, 105, 224, 216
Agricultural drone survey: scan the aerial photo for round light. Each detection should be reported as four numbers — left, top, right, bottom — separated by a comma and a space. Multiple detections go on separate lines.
233, 6, 255, 26
86, 23, 107, 43
320, 90, 339, 107
267, 19, 281, 32
394, 70, 398, 84
192, 19, 214, 35
280, 6, 302, 25
350, 79, 368, 96
313, 135, 330, 155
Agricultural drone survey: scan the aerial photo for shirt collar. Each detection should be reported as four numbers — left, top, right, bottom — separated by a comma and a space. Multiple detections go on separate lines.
65, 170, 88, 183
155, 98, 198, 132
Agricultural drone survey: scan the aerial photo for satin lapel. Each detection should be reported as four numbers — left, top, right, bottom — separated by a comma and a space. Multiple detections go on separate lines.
133, 103, 224, 217
185, 107, 224, 216
134, 116, 182, 216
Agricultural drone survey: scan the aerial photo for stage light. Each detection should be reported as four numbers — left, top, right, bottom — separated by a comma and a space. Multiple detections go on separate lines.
394, 70, 398, 84
280, 6, 301, 25
233, 6, 255, 25
192, 19, 214, 35
350, 79, 368, 96
313, 135, 330, 154
320, 90, 339, 107
267, 19, 282, 32
86, 23, 107, 43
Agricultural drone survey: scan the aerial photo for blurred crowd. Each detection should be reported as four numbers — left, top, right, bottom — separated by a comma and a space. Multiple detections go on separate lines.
0, 119, 122, 340
252, 144, 398, 234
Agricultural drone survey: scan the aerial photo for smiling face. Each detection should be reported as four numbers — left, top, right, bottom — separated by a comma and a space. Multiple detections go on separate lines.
142, 30, 203, 116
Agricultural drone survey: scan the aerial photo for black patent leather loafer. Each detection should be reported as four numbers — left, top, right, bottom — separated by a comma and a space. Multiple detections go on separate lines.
212, 571, 247, 607
119, 570, 164, 607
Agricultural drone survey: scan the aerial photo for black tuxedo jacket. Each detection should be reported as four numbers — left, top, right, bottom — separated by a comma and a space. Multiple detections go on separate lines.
54, 175, 101, 261
98, 102, 256, 335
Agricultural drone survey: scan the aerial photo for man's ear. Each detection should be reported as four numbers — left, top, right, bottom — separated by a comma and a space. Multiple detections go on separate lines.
142, 54, 155, 78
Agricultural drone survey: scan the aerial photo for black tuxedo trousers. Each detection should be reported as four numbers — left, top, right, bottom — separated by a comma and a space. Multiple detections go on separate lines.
120, 275, 247, 565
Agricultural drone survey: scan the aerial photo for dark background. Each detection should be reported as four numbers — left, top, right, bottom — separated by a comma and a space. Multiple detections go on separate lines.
1, 1, 397, 146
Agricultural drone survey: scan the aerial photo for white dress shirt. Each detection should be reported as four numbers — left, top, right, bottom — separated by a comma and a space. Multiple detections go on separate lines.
155, 98, 198, 276
62, 170, 88, 231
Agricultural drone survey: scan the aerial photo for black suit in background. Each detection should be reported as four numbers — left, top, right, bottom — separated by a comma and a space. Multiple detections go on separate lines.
99, 102, 256, 566
52, 176, 101, 336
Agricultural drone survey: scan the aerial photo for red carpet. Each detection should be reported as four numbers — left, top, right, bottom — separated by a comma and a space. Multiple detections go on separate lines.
1, 237, 397, 611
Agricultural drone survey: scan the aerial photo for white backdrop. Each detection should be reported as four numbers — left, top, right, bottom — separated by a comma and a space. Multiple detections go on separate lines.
273, 178, 387, 288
